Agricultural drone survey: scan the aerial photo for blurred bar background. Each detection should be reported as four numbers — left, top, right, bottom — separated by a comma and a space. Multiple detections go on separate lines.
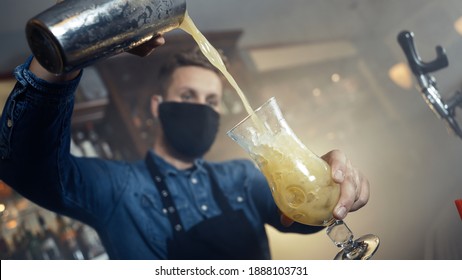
1, 0, 461, 260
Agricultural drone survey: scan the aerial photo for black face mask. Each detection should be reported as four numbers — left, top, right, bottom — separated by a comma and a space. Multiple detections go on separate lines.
158, 102, 220, 159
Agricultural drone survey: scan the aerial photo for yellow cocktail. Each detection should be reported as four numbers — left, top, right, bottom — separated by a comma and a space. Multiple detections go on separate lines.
252, 135, 340, 226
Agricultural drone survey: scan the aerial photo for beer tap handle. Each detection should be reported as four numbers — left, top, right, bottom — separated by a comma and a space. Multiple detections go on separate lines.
397, 30, 448, 76
397, 30, 462, 139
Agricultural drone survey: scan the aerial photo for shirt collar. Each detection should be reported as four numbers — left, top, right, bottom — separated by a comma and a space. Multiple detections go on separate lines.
147, 150, 207, 176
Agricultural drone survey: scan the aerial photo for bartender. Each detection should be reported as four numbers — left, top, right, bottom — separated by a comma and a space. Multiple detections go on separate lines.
0, 35, 370, 259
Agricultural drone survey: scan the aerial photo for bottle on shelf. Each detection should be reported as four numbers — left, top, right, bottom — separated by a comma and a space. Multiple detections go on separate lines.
86, 122, 113, 159
75, 223, 107, 259
0, 231, 11, 259
71, 122, 114, 159
36, 212, 62, 260
55, 214, 84, 260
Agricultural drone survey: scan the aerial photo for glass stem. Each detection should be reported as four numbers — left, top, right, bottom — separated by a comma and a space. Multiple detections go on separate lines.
326, 220, 364, 259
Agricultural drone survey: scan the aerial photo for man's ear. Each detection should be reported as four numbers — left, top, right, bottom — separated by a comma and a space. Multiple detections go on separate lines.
150, 95, 163, 118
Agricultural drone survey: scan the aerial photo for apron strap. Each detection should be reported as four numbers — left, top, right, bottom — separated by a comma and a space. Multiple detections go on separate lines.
145, 154, 235, 232
145, 154, 185, 232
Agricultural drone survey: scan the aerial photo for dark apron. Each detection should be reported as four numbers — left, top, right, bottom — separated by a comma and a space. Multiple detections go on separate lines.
146, 155, 267, 260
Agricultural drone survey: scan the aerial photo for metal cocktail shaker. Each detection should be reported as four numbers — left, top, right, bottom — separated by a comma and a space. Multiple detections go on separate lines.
26, 0, 187, 74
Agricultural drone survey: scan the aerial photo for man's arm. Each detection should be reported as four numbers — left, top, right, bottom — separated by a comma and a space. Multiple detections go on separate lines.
0, 35, 165, 220
29, 57, 80, 83
0, 55, 83, 211
0, 56, 134, 227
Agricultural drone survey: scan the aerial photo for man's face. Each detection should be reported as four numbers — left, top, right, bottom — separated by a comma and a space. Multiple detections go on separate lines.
164, 66, 223, 113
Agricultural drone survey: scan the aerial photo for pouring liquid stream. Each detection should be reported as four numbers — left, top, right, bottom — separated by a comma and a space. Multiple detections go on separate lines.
179, 12, 264, 131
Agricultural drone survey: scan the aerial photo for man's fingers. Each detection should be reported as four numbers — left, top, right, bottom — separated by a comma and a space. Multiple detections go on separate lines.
321, 150, 347, 184
128, 34, 165, 57
321, 150, 370, 220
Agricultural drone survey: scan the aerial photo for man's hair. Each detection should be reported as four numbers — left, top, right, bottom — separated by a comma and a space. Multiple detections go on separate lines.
156, 47, 228, 97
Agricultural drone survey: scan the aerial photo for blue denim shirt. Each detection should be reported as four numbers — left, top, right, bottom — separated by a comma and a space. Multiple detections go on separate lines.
0, 57, 323, 259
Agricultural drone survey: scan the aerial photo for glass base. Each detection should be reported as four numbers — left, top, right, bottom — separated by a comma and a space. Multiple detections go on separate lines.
334, 234, 380, 260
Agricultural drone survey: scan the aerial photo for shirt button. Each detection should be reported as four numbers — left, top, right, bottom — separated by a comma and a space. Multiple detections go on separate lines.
174, 224, 182, 232
191, 177, 198, 184
237, 196, 244, 203
162, 208, 168, 214
161, 190, 169, 197
154, 176, 162, 182
201, 204, 208, 211
168, 206, 176, 213
7, 119, 13, 128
